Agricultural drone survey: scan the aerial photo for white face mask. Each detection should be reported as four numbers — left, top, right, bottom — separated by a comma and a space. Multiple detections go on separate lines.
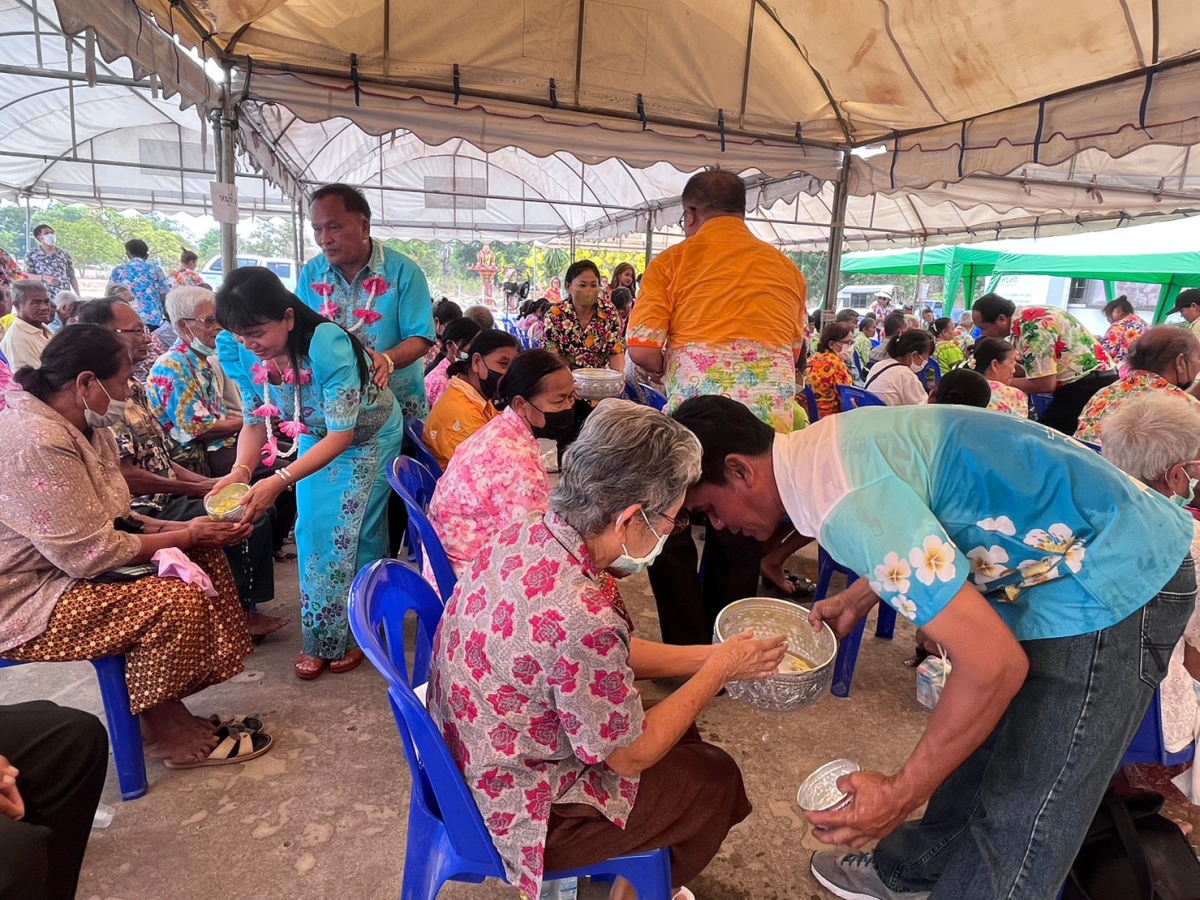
609, 509, 669, 575
82, 382, 128, 428
836, 343, 854, 361
41, 233, 56, 247
909, 359, 927, 373
1172, 478, 1198, 508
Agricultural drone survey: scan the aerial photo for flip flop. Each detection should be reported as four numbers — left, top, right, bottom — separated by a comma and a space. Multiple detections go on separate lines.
164, 731, 274, 769
295, 654, 326, 680
207, 714, 265, 734
329, 648, 364, 674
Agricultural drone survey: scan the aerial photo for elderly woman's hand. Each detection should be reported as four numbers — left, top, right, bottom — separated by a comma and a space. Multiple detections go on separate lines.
185, 519, 253, 549
710, 629, 788, 682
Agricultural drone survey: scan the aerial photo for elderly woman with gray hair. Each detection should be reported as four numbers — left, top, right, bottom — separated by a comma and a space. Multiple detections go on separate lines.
1102, 392, 1200, 797
429, 399, 785, 900
147, 286, 244, 475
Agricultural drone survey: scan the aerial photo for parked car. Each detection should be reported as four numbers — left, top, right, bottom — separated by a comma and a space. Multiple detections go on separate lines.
200, 255, 298, 292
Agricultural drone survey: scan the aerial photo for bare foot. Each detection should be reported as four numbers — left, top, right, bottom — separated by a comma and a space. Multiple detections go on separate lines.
246, 611, 289, 638
760, 557, 798, 595
141, 701, 219, 765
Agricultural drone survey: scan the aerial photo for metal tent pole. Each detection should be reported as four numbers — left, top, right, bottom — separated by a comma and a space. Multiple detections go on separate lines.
822, 153, 851, 310
217, 68, 238, 278
644, 215, 654, 268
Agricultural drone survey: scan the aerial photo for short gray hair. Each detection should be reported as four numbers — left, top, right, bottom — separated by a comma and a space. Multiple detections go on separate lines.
11, 280, 49, 304
1101, 393, 1200, 483
53, 290, 80, 309
550, 399, 702, 537
164, 286, 213, 324
104, 281, 133, 301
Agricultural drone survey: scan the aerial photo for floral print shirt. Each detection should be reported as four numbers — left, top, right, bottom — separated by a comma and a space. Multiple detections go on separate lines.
428, 408, 551, 578
168, 267, 206, 287
806, 351, 853, 419
1100, 313, 1148, 368
0, 249, 22, 288
428, 511, 645, 899
543, 300, 625, 370
666, 341, 798, 433
1074, 371, 1199, 443
773, 405, 1192, 642
147, 340, 237, 453
1010, 307, 1113, 386
987, 381, 1030, 419
111, 378, 183, 512
109, 258, 173, 327
23, 246, 75, 300
0, 391, 141, 652
297, 240, 437, 421
425, 357, 452, 408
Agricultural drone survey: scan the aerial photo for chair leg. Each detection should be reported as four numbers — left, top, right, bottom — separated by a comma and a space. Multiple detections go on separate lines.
814, 548, 836, 601
89, 656, 148, 801
831, 615, 867, 699
875, 603, 897, 640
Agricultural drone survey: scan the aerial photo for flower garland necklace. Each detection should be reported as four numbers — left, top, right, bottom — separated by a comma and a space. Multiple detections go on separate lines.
310, 262, 389, 333
250, 359, 313, 466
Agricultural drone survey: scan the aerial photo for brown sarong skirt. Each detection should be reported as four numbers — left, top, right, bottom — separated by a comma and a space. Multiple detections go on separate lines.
544, 726, 751, 888
1, 548, 252, 714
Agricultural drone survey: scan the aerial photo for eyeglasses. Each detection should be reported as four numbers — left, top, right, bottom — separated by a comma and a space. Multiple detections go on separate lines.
181, 315, 218, 327
647, 508, 691, 537
112, 325, 151, 335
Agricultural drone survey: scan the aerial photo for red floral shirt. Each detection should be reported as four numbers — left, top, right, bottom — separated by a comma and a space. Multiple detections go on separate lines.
543, 300, 626, 370
1100, 312, 1148, 370
428, 511, 644, 898
805, 351, 853, 418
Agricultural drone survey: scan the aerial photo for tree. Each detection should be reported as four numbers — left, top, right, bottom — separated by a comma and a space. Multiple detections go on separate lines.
241, 220, 295, 258
196, 229, 221, 262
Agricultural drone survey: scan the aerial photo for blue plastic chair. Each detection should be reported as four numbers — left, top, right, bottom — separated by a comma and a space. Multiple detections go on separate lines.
836, 385, 887, 411
388, 456, 439, 565
404, 418, 444, 479
1076, 438, 1102, 454
916, 358, 942, 390
0, 656, 148, 800
1030, 393, 1054, 421
1121, 691, 1195, 768
385, 459, 458, 603
348, 559, 673, 900
802, 384, 820, 423
639, 384, 668, 412
812, 547, 897, 698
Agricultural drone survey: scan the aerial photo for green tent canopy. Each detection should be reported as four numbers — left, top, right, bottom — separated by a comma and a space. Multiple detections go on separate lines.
840, 242, 1030, 309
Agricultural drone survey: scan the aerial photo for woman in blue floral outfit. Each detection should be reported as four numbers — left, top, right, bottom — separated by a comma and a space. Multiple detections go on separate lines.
210, 268, 403, 680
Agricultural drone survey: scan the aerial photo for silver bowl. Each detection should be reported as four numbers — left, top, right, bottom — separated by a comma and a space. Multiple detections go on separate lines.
713, 597, 838, 712
205, 482, 250, 522
572, 367, 624, 401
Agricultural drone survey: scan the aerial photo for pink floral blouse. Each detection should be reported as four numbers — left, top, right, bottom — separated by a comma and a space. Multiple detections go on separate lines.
987, 381, 1030, 418
428, 407, 551, 578
428, 511, 645, 899
425, 357, 452, 408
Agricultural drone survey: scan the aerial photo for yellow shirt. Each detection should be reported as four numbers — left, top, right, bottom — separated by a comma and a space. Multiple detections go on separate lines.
0, 317, 52, 371
424, 377, 499, 471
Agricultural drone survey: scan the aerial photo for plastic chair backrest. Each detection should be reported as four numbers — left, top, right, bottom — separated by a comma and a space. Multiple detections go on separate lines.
349, 560, 504, 870
802, 384, 820, 422
405, 418, 444, 478
1076, 438, 1102, 454
385, 465, 457, 602
390, 455, 438, 509
917, 357, 942, 389
638, 384, 668, 412
837, 385, 887, 410
1030, 393, 1054, 421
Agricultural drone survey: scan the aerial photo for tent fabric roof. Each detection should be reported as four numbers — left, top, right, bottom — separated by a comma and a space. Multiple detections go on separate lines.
103, 0, 1200, 195
0, 0, 291, 217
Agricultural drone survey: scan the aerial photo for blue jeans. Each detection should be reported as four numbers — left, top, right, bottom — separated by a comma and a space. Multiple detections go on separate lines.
873, 557, 1196, 900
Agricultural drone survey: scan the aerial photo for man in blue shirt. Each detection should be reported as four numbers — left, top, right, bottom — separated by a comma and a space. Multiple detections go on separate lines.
295, 184, 436, 422
109, 239, 173, 328
672, 395, 1196, 900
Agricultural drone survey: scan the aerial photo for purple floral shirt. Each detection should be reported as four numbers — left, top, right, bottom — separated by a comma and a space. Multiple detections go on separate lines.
428, 511, 645, 898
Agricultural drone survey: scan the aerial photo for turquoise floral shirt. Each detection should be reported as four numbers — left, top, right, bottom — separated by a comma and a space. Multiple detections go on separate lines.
147, 340, 236, 452
774, 406, 1192, 641
296, 240, 436, 421
109, 258, 173, 326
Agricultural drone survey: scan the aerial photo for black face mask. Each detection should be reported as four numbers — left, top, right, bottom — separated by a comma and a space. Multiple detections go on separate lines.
530, 404, 576, 441
478, 366, 504, 400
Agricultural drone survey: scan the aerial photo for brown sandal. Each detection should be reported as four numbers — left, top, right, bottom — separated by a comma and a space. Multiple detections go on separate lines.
329, 648, 364, 674
294, 653, 326, 680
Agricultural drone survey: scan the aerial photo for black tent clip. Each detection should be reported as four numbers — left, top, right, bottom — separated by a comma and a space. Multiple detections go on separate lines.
550, 78, 558, 109
453, 64, 461, 105
718, 108, 726, 152
637, 94, 647, 131
351, 53, 361, 106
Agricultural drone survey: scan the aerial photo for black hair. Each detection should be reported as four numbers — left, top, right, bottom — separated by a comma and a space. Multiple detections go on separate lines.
1103, 295, 1134, 319
215, 267, 371, 390
817, 322, 854, 353
125, 239, 149, 259
971, 337, 1015, 375
310, 182, 372, 219
672, 395, 774, 486
610, 287, 634, 312
73, 298, 122, 327
433, 299, 462, 325
973, 293, 1016, 323
933, 316, 954, 337
32, 223, 53, 238
426, 317, 481, 375
885, 329, 934, 360
565, 259, 601, 285
882, 311, 907, 337
446, 328, 519, 378
14, 324, 126, 401
858, 316, 876, 333
181, 249, 198, 265
492, 349, 570, 410
1127, 325, 1200, 374
933, 368, 991, 408
681, 170, 747, 216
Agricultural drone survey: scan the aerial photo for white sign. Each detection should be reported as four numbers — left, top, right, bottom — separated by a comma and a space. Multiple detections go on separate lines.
994, 275, 1054, 306
210, 182, 238, 225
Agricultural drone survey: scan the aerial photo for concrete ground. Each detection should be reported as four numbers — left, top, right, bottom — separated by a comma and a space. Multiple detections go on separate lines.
2, 544, 1197, 900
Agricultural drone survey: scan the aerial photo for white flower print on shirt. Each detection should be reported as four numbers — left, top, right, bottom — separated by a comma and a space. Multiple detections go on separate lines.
967, 545, 1010, 584
894, 595, 918, 621
910, 535, 958, 586
977, 516, 1017, 536
1024, 524, 1086, 574
872, 552, 912, 595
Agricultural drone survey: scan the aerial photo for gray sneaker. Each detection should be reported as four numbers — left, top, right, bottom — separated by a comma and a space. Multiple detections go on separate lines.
810, 852, 931, 900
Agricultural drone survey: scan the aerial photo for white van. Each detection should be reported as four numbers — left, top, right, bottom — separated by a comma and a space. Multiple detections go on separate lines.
200, 256, 299, 293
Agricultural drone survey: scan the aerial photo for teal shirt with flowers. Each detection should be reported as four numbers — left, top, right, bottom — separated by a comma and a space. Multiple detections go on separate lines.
773, 406, 1192, 641
296, 240, 437, 421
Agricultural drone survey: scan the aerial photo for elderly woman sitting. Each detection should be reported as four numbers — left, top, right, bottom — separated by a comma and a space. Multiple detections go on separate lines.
147, 286, 244, 475
0, 326, 272, 767
805, 323, 855, 418
1075, 325, 1200, 442
1102, 393, 1200, 783
427, 349, 576, 579
428, 400, 785, 900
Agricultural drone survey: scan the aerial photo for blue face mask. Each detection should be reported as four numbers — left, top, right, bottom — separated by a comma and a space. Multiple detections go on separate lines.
609, 509, 670, 576
1172, 476, 1199, 508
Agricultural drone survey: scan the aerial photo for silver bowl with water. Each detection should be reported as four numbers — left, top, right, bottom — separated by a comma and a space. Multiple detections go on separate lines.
713, 597, 838, 712
572, 367, 624, 401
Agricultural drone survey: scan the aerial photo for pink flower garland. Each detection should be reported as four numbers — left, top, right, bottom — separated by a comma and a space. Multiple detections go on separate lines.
249, 359, 310, 464
315, 272, 391, 333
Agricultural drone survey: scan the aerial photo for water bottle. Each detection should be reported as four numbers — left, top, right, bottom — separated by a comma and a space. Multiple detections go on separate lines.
559, 877, 578, 900
92, 802, 115, 829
